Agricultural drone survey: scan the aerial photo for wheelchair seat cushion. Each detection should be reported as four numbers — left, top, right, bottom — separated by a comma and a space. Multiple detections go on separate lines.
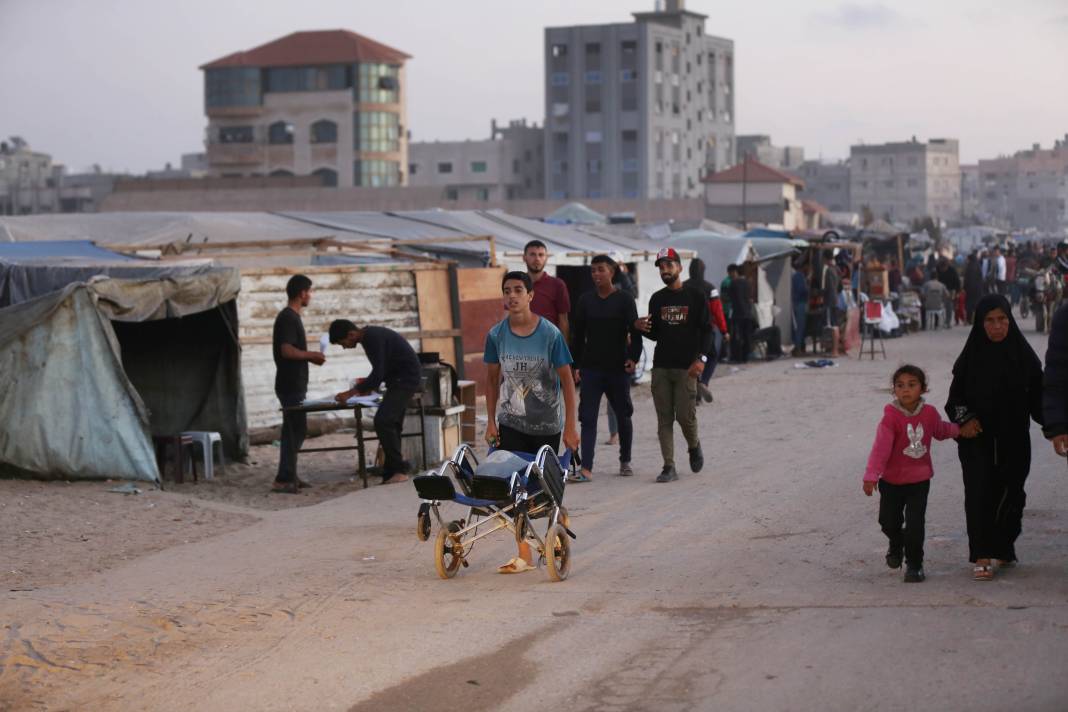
474, 450, 531, 478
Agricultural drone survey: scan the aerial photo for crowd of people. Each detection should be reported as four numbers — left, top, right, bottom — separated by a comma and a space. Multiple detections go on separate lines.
269, 238, 1068, 580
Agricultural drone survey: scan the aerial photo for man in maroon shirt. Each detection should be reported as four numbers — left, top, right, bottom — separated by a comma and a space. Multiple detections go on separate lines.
523, 240, 571, 342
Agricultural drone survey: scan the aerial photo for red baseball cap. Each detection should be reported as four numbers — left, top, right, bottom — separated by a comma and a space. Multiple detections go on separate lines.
654, 247, 681, 266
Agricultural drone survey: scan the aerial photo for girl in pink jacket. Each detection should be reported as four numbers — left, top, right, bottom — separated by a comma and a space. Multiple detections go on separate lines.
863, 365, 972, 582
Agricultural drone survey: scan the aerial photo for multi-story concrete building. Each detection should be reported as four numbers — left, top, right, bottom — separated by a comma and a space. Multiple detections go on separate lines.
0, 137, 59, 214
978, 137, 1068, 232
544, 0, 735, 200
736, 135, 804, 171
200, 30, 411, 188
408, 119, 544, 202
797, 159, 851, 212
849, 137, 960, 223
702, 157, 804, 230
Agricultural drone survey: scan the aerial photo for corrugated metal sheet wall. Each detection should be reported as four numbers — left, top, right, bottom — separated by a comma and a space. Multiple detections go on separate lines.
238, 265, 434, 430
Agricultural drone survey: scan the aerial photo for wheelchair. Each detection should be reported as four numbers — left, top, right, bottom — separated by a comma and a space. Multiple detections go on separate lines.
412, 444, 577, 581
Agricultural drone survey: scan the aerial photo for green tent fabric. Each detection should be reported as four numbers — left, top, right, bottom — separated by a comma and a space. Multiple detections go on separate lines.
0, 270, 243, 482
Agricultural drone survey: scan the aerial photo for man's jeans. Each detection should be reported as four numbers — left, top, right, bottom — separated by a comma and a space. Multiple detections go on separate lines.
276, 392, 307, 484
578, 368, 634, 471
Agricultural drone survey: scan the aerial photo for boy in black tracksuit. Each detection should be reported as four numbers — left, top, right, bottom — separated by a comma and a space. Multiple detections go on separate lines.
571, 255, 643, 479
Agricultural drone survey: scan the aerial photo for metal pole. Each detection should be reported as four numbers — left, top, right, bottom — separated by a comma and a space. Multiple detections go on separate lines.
741, 154, 748, 227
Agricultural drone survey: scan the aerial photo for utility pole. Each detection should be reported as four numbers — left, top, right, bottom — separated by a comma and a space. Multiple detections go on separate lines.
741, 152, 748, 227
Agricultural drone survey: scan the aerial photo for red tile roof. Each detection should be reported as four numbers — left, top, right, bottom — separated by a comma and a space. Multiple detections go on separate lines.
201, 30, 411, 70
802, 199, 829, 214
702, 158, 805, 189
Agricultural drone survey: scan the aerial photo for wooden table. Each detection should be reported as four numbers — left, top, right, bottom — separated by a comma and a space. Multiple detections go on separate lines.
282, 397, 427, 488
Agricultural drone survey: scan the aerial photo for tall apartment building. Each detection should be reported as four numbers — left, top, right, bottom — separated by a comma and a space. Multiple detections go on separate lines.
850, 138, 960, 223
736, 135, 804, 171
408, 119, 544, 202
978, 136, 1068, 232
544, 0, 735, 200
200, 30, 410, 188
796, 160, 851, 212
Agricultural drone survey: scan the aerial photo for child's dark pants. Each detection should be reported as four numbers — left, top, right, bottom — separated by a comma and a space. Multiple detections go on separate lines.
878, 479, 930, 567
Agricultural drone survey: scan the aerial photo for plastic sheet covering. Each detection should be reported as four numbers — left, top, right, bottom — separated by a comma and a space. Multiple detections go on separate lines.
0, 286, 159, 482
0, 270, 245, 482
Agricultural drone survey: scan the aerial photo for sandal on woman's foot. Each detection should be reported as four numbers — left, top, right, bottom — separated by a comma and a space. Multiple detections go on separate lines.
973, 560, 995, 581
497, 557, 535, 574
570, 471, 592, 483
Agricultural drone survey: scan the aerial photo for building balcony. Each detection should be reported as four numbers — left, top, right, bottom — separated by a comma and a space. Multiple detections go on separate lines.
206, 143, 264, 167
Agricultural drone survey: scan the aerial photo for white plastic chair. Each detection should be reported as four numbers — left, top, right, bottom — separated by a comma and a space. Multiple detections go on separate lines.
182, 431, 224, 480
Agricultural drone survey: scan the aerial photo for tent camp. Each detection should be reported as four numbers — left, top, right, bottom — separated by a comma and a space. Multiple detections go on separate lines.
0, 242, 246, 482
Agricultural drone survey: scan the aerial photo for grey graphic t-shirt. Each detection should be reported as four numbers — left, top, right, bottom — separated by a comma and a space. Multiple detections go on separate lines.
484, 317, 573, 435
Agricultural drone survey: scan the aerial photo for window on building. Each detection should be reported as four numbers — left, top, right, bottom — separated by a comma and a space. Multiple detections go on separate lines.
471, 161, 487, 173
585, 87, 601, 113
552, 102, 570, 119
551, 43, 568, 58
437, 162, 453, 174
310, 119, 338, 144
312, 167, 338, 187
445, 188, 459, 200
354, 159, 400, 187
512, 158, 520, 174
585, 70, 602, 84
205, 67, 261, 108
476, 188, 490, 201
219, 125, 254, 143
357, 63, 400, 103
409, 163, 418, 175
622, 40, 637, 55
266, 65, 349, 93
620, 69, 637, 83
551, 73, 570, 87
355, 111, 400, 152
269, 169, 294, 177
883, 179, 894, 188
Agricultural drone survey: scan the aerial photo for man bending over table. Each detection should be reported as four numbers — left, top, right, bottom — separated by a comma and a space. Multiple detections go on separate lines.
329, 320, 423, 485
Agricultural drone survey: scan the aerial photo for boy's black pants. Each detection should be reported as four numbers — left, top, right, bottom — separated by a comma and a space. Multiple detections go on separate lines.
878, 479, 930, 567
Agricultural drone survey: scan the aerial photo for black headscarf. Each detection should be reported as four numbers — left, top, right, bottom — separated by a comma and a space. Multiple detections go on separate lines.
950, 293, 1041, 430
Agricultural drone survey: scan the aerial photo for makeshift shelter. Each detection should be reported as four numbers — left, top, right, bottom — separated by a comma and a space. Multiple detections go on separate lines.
543, 202, 608, 225
0, 243, 246, 482
746, 236, 805, 345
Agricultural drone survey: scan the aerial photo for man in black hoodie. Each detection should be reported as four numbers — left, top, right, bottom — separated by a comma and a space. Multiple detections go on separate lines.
637, 248, 712, 483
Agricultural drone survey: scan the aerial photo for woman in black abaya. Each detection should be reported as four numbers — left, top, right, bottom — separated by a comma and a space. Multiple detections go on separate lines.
946, 294, 1044, 581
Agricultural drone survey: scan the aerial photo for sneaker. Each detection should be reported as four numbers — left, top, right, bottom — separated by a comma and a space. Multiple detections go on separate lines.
697, 382, 714, 403
655, 465, 678, 483
903, 566, 925, 583
886, 545, 903, 569
619, 461, 634, 477
296, 477, 312, 489
688, 445, 704, 473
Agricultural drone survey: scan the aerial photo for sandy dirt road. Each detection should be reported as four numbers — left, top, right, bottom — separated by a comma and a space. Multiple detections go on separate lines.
3, 327, 1068, 711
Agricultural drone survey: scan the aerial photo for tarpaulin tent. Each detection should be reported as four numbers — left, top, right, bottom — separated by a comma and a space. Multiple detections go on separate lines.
0, 253, 245, 482
543, 202, 608, 225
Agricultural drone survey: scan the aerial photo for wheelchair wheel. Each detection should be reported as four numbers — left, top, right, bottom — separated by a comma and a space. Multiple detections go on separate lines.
434, 521, 464, 579
416, 503, 432, 542
544, 523, 571, 582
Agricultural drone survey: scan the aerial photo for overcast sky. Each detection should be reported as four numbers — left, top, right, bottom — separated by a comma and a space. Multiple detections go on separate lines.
3, 0, 1066, 173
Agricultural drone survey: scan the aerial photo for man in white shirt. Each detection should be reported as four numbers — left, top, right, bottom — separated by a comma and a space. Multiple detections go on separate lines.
992, 246, 1008, 295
